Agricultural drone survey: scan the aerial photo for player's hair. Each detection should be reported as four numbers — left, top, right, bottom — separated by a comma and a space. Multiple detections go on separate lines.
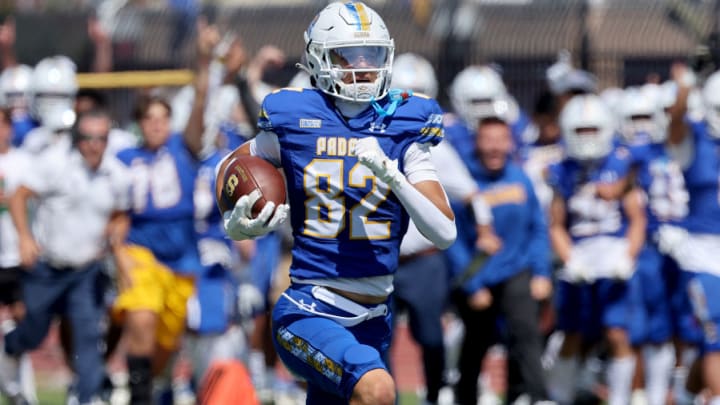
478, 116, 510, 129
71, 108, 112, 146
133, 95, 172, 122
76, 89, 108, 109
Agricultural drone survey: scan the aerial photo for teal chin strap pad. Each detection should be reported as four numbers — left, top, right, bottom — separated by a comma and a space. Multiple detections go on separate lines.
370, 89, 413, 118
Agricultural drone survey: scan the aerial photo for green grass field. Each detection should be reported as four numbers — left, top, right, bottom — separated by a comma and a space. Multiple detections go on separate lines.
2, 389, 423, 405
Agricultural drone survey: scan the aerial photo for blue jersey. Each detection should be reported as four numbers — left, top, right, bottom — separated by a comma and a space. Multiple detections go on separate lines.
601, 142, 688, 234
117, 133, 201, 273
11, 113, 37, 147
443, 114, 475, 168
548, 158, 627, 241
258, 88, 443, 280
452, 162, 550, 293
682, 121, 720, 234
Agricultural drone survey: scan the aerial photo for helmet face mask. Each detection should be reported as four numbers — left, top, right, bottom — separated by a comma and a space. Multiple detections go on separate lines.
30, 56, 78, 130
617, 87, 668, 145
560, 94, 616, 162
0, 65, 33, 115
304, 2, 394, 103
449, 65, 517, 129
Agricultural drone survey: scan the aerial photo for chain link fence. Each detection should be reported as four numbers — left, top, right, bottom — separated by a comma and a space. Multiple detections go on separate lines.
8, 0, 717, 121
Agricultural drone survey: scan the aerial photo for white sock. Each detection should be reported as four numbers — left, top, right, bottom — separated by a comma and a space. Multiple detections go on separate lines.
631, 389, 648, 405
607, 356, 636, 405
671, 366, 694, 405
546, 356, 579, 404
18, 353, 37, 404
643, 343, 675, 405
247, 350, 267, 390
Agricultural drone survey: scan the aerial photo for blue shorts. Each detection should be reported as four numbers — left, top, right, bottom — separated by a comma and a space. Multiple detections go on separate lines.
556, 279, 630, 341
687, 273, 720, 353
272, 284, 392, 404
628, 244, 673, 345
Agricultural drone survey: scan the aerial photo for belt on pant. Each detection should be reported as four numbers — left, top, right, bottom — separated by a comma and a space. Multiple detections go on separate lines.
282, 286, 388, 327
398, 247, 440, 265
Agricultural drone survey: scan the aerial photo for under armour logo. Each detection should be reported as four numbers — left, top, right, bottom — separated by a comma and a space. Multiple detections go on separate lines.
369, 122, 387, 133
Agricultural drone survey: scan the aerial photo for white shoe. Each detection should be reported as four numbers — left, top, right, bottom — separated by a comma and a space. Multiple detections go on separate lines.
478, 391, 502, 405
437, 386, 456, 405
0, 321, 24, 403
631, 389, 649, 405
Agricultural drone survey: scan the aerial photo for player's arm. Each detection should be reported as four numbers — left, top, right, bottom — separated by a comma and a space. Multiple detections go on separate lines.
430, 142, 497, 251
217, 132, 288, 240
8, 185, 40, 268
105, 210, 132, 290
623, 187, 647, 260
183, 19, 218, 158
87, 15, 112, 73
667, 63, 695, 146
0, 17, 17, 69
353, 138, 456, 249
548, 191, 572, 264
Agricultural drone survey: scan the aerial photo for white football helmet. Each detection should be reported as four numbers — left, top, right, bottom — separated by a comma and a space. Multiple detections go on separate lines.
0, 64, 33, 114
390, 52, 437, 99
30, 55, 78, 130
449, 65, 518, 129
560, 94, 616, 161
616, 86, 668, 145
702, 70, 720, 137
303, 1, 394, 102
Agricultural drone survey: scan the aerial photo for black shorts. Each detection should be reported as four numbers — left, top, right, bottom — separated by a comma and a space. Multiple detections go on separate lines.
0, 266, 23, 305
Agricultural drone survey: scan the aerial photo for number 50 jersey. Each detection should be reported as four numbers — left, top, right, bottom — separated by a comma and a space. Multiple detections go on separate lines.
257, 88, 443, 280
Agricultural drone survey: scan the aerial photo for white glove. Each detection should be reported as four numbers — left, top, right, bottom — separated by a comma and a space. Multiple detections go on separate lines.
237, 283, 265, 319
612, 253, 635, 280
352, 137, 403, 187
655, 224, 689, 256
563, 252, 590, 283
223, 189, 289, 240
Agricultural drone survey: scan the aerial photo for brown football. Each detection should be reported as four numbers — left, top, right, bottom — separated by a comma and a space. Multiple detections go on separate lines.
216, 154, 287, 217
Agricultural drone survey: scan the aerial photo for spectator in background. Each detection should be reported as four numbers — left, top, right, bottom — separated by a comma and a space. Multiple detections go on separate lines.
0, 108, 131, 405
451, 117, 552, 405
0, 108, 35, 404
109, 20, 208, 405
391, 52, 499, 405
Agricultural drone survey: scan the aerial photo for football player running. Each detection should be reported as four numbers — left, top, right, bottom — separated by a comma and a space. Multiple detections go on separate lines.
217, 2, 456, 404
390, 52, 497, 405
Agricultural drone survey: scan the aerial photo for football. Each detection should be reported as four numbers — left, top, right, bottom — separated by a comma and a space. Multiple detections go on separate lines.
216, 154, 287, 217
